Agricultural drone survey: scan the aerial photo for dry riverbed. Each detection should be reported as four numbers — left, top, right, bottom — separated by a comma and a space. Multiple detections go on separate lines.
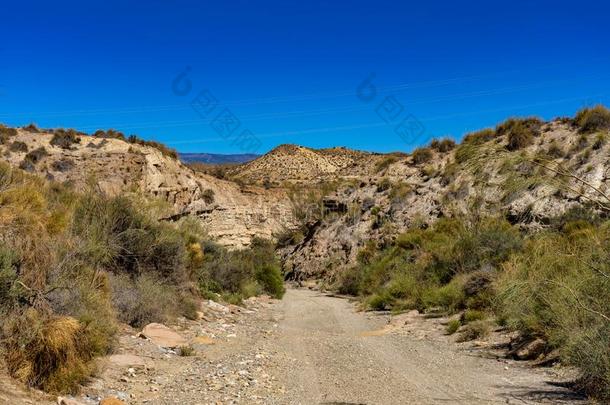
2, 288, 586, 405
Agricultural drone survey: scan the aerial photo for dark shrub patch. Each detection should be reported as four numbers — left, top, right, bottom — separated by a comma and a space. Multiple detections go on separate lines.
51, 129, 81, 149
22, 123, 40, 133
9, 141, 28, 153
51, 159, 75, 172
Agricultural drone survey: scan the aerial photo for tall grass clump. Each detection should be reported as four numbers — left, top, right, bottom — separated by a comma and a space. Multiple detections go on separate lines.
574, 105, 610, 134
496, 117, 543, 151
496, 220, 610, 399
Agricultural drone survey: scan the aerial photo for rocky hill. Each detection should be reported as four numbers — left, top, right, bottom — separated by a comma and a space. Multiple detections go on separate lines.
0, 126, 296, 248
228, 144, 390, 186
277, 116, 610, 281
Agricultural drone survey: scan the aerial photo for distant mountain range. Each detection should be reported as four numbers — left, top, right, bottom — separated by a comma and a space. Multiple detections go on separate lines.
179, 153, 260, 165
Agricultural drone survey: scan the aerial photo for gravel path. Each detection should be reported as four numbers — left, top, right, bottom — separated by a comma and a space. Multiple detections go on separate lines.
264, 288, 585, 405
10, 288, 585, 404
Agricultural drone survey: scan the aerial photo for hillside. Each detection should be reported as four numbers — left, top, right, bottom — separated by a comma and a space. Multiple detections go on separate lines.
228, 144, 385, 185
0, 126, 295, 248
278, 117, 610, 280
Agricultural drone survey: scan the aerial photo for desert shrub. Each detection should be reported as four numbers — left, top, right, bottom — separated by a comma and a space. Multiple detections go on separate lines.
3, 309, 98, 394
199, 237, 284, 300
179, 345, 195, 356
93, 129, 125, 141
376, 177, 391, 192
127, 135, 179, 159
463, 128, 495, 144
51, 159, 75, 172
497, 117, 542, 151
0, 245, 19, 307
109, 273, 179, 327
375, 156, 398, 173
446, 319, 461, 335
72, 194, 188, 283
335, 266, 363, 296
430, 137, 456, 153
456, 320, 491, 342
275, 227, 304, 248
462, 309, 486, 323
411, 147, 433, 164
0, 125, 18, 145
9, 141, 28, 153
546, 141, 564, 158
366, 292, 392, 311
23, 146, 48, 164
202, 188, 215, 204
496, 223, 610, 399
592, 132, 607, 150
50, 129, 81, 149
352, 216, 522, 313
421, 278, 466, 312
574, 105, 610, 133
22, 123, 40, 133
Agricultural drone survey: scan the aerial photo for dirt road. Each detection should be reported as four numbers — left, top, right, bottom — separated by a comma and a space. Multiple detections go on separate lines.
14, 288, 585, 404
264, 288, 584, 405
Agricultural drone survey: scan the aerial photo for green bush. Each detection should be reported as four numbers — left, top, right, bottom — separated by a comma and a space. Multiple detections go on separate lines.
574, 105, 610, 133
199, 237, 284, 300
446, 319, 461, 335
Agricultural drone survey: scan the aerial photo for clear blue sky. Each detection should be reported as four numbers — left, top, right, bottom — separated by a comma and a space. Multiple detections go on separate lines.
1, 1, 609, 153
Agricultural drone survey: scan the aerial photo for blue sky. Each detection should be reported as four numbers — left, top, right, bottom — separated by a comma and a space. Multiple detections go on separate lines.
1, 1, 609, 154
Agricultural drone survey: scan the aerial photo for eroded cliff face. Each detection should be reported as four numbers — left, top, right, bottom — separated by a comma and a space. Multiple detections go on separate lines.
1, 129, 296, 248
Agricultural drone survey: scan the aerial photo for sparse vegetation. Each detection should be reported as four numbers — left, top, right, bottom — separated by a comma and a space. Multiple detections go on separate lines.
127, 134, 179, 159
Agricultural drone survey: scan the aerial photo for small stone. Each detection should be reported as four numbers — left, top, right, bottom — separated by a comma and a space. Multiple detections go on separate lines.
99, 397, 126, 405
